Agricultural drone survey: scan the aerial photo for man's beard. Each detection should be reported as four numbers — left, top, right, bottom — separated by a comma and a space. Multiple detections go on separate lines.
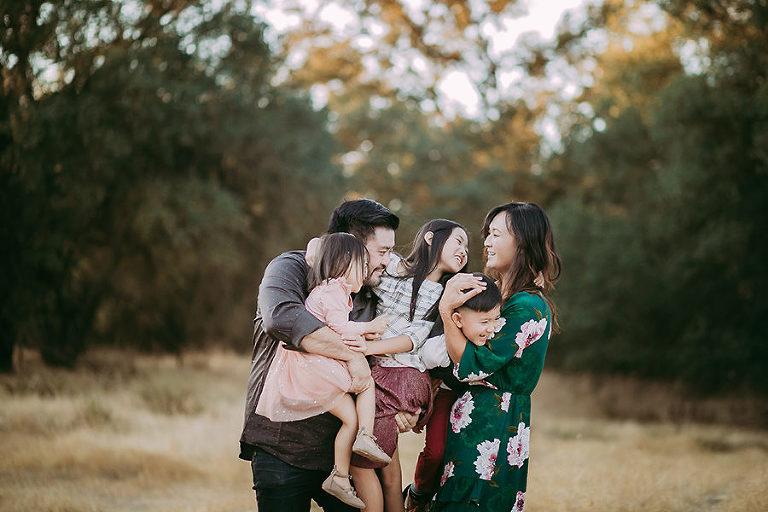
364, 266, 385, 286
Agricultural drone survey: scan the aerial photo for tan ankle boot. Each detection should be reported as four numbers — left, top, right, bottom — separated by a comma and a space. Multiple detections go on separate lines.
352, 428, 392, 464
321, 466, 365, 509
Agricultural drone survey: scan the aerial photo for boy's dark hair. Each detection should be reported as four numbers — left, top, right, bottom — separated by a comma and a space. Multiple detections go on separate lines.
425, 274, 501, 326
308, 233, 368, 291
460, 273, 503, 313
328, 199, 400, 242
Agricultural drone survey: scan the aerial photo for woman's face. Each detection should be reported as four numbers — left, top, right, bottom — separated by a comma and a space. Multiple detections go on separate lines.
484, 212, 517, 272
437, 227, 469, 274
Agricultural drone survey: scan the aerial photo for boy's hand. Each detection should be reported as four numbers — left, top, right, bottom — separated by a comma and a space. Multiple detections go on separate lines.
430, 376, 443, 395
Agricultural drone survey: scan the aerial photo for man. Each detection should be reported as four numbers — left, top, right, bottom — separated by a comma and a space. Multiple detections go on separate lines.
240, 199, 413, 511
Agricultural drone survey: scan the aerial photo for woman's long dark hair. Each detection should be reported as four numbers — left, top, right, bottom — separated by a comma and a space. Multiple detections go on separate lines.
399, 219, 468, 320
482, 202, 561, 330
308, 233, 368, 292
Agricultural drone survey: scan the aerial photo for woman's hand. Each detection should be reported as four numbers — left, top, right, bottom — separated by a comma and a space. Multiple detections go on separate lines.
439, 273, 487, 314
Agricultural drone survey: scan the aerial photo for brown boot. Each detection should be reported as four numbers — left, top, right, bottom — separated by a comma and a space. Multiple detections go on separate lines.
321, 466, 365, 509
352, 428, 391, 464
404, 484, 431, 512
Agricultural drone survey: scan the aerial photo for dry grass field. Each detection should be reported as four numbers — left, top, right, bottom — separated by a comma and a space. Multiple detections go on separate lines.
1, 349, 766, 512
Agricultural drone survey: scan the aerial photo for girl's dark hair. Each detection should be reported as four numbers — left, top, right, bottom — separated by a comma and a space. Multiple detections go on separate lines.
399, 219, 467, 320
308, 233, 368, 292
481, 202, 561, 330
461, 274, 503, 313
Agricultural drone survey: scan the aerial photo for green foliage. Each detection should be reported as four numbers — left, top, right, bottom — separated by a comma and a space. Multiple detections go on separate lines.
548, 1, 768, 393
1, 1, 343, 367
331, 96, 547, 261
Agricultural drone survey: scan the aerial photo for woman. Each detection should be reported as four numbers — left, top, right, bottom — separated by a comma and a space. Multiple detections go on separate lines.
431, 202, 561, 512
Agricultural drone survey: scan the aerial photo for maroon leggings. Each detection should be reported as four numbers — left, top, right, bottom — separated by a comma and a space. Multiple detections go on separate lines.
413, 387, 459, 496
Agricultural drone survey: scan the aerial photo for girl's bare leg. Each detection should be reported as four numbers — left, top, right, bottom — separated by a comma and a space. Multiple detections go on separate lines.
350, 466, 383, 512
328, 394, 359, 478
355, 376, 376, 433
380, 446, 405, 512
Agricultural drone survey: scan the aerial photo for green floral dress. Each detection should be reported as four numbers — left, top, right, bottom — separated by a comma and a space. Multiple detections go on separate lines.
432, 292, 551, 512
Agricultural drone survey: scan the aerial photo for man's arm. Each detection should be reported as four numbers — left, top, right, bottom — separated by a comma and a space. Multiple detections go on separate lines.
302, 327, 371, 393
259, 252, 326, 347
258, 252, 370, 389
300, 326, 355, 359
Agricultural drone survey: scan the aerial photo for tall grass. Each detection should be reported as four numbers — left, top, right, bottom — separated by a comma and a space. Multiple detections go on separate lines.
1, 349, 766, 512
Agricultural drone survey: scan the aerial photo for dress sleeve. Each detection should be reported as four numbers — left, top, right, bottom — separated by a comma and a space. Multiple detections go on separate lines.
259, 252, 326, 349
319, 284, 369, 339
455, 296, 549, 381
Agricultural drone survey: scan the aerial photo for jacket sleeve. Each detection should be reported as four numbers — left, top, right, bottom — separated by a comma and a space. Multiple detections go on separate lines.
258, 252, 326, 349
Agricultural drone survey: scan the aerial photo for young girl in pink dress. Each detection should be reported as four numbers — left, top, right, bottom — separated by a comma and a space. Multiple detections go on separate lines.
256, 232, 391, 508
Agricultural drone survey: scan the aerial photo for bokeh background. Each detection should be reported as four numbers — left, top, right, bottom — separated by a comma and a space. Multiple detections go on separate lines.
2, 0, 767, 510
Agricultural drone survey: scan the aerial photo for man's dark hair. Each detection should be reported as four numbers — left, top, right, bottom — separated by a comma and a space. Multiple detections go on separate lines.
327, 199, 400, 241
460, 273, 503, 313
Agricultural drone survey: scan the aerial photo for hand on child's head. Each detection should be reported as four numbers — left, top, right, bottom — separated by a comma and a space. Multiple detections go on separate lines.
305, 237, 321, 266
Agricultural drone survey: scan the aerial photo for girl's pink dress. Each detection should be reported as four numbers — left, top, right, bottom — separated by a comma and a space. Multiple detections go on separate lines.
255, 278, 367, 422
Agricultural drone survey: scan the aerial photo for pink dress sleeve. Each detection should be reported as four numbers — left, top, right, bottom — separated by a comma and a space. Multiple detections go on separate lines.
306, 279, 368, 339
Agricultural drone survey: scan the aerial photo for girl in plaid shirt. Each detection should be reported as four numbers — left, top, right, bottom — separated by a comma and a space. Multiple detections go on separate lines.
350, 219, 470, 512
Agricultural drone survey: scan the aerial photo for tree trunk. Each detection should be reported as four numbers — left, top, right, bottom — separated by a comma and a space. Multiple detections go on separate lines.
0, 336, 13, 373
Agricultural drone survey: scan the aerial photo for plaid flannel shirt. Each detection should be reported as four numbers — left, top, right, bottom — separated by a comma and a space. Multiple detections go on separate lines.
371, 253, 443, 371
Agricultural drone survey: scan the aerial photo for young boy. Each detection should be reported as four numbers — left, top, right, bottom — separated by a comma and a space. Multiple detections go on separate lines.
406, 273, 503, 512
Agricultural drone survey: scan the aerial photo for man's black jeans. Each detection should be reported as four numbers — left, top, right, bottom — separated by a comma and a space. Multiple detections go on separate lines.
251, 447, 358, 512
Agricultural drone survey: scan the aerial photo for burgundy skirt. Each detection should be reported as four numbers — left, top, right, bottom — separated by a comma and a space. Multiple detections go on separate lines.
351, 365, 434, 469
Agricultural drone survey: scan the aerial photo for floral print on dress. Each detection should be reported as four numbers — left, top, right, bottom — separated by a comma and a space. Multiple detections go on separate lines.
487, 317, 506, 340
512, 491, 525, 511
450, 391, 475, 433
514, 318, 548, 358
500, 392, 511, 412
434, 293, 551, 512
440, 461, 455, 486
453, 363, 498, 388
464, 369, 491, 382
506, 421, 530, 468
474, 438, 500, 481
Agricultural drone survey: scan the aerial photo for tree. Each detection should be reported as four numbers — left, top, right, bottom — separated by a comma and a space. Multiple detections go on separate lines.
545, 0, 768, 393
0, 0, 343, 368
